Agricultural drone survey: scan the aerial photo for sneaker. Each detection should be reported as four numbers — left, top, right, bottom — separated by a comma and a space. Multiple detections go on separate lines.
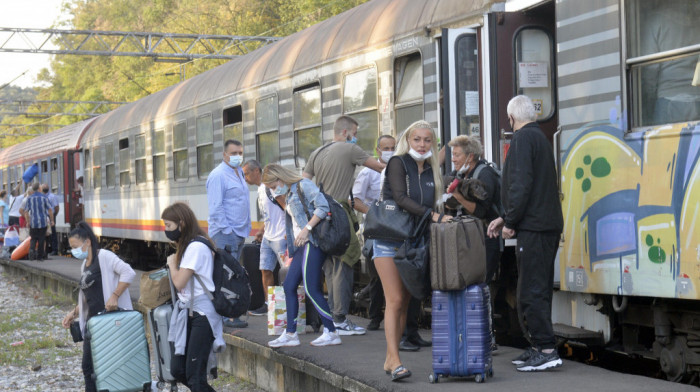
248, 305, 268, 316
223, 317, 248, 328
268, 332, 300, 348
516, 350, 563, 372
334, 319, 366, 336
367, 319, 381, 331
310, 328, 341, 346
511, 347, 536, 365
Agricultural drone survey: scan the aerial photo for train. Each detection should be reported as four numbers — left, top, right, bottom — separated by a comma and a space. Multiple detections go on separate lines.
0, 0, 698, 383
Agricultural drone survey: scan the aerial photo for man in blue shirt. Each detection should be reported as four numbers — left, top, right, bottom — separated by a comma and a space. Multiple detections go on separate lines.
206, 139, 251, 328
25, 183, 54, 261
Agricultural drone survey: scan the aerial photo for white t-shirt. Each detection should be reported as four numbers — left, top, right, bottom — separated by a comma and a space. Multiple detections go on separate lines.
286, 204, 302, 239
9, 194, 23, 217
257, 183, 286, 241
177, 241, 215, 304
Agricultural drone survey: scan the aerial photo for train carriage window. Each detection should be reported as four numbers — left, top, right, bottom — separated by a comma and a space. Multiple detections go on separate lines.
119, 138, 130, 186
173, 121, 188, 181
343, 67, 378, 152
293, 85, 322, 168
256, 96, 280, 167
93, 148, 102, 189
51, 158, 59, 193
223, 105, 243, 142
514, 28, 555, 121
41, 160, 50, 186
135, 134, 146, 184
152, 128, 166, 182
196, 114, 214, 179
84, 150, 90, 190
105, 142, 116, 188
625, 0, 700, 128
395, 54, 424, 134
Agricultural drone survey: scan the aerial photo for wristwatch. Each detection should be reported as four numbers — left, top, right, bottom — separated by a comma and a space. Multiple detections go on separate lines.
305, 224, 313, 231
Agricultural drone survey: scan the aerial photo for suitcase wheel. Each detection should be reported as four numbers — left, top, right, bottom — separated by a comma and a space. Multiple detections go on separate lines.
487, 368, 494, 378
475, 373, 485, 383
428, 373, 438, 383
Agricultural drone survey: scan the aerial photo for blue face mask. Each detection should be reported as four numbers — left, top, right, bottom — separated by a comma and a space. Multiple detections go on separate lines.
347, 135, 357, 144
273, 184, 289, 196
71, 244, 89, 260
228, 155, 243, 167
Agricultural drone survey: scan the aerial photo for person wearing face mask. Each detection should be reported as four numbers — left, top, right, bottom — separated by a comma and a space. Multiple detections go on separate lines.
162, 202, 224, 392
61, 221, 135, 392
373, 120, 450, 381
445, 136, 502, 283
205, 139, 250, 329
303, 116, 386, 337
262, 164, 342, 348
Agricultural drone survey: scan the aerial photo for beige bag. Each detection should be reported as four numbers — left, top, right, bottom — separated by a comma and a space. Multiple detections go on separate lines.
430, 216, 487, 290
138, 269, 172, 308
46, 225, 52, 236
19, 227, 29, 242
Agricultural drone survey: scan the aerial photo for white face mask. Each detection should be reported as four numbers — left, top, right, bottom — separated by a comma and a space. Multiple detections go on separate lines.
458, 162, 470, 175
408, 148, 433, 162
228, 155, 243, 167
380, 151, 394, 163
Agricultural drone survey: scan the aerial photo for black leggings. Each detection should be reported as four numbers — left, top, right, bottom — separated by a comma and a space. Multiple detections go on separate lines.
171, 313, 215, 392
82, 337, 97, 392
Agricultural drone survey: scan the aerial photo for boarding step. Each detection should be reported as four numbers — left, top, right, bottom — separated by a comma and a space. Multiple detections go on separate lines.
554, 323, 604, 346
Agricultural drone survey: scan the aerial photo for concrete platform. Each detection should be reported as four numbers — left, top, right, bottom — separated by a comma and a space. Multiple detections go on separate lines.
1, 255, 692, 392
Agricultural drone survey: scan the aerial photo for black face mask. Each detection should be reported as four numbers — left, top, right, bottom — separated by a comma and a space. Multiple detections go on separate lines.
165, 227, 181, 242
43, 189, 49, 194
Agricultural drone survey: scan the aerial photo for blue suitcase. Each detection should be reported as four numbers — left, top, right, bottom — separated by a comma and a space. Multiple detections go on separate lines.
430, 284, 493, 383
86, 310, 152, 392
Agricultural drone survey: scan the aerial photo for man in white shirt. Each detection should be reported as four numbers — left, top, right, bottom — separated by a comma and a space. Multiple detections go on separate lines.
352, 135, 395, 331
243, 160, 287, 316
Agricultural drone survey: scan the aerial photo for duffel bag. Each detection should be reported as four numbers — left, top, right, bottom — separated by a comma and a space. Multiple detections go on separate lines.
430, 215, 486, 290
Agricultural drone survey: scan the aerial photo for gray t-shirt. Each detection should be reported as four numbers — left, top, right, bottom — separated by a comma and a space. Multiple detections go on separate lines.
304, 142, 370, 201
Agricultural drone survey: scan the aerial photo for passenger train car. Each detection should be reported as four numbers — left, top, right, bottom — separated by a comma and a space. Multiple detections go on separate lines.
0, 0, 698, 383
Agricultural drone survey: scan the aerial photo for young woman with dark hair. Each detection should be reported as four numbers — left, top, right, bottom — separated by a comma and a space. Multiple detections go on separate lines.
162, 202, 224, 392
60, 221, 135, 392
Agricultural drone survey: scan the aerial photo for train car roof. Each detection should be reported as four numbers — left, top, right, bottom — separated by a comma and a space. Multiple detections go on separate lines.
0, 118, 94, 167
83, 0, 493, 140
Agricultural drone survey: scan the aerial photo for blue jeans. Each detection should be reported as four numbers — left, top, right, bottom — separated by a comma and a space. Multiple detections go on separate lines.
211, 232, 245, 261
260, 238, 286, 271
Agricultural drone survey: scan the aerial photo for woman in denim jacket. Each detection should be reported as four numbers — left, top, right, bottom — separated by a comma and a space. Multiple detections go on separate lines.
262, 164, 342, 348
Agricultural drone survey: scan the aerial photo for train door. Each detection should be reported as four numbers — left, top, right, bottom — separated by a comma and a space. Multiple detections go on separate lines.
489, 2, 557, 166
65, 150, 83, 228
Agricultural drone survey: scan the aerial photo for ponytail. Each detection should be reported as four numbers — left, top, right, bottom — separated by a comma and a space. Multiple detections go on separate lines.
69, 221, 101, 259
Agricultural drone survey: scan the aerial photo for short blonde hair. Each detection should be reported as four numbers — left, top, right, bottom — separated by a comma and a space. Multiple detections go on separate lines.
448, 135, 482, 158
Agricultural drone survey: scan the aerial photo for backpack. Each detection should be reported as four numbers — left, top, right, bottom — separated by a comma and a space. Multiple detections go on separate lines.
296, 183, 351, 256
191, 237, 251, 318
472, 161, 505, 217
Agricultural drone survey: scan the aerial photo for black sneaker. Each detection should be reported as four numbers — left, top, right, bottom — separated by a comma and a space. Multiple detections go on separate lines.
248, 305, 267, 316
511, 347, 535, 365
516, 350, 563, 372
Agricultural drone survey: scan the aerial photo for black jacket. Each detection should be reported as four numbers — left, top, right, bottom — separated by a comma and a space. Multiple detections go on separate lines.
382, 154, 435, 217
502, 122, 563, 233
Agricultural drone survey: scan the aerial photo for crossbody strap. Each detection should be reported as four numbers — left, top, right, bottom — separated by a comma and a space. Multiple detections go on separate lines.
380, 155, 410, 202
295, 182, 313, 222
265, 186, 283, 210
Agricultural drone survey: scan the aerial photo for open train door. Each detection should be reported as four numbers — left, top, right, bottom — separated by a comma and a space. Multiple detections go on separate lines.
440, 27, 480, 173
488, 1, 557, 166
66, 150, 84, 228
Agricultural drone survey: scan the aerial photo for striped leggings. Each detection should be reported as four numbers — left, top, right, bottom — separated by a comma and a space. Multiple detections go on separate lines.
284, 242, 336, 333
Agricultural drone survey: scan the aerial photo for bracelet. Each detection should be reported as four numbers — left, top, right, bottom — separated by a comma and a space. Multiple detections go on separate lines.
112, 291, 120, 297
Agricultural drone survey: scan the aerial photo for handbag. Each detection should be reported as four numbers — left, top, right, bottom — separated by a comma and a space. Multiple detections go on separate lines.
138, 268, 172, 308
69, 320, 83, 342
394, 210, 432, 300
363, 156, 414, 241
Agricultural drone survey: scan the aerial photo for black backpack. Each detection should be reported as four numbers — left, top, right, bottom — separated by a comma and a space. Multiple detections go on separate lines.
296, 183, 351, 256
472, 161, 505, 217
192, 237, 251, 318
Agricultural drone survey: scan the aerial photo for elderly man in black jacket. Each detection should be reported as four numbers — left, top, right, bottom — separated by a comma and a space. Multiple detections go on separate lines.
487, 95, 564, 372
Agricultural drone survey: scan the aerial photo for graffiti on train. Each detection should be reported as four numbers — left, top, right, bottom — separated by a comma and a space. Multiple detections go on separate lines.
560, 121, 700, 300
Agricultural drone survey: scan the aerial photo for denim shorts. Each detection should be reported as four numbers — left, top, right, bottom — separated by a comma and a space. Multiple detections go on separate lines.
260, 237, 286, 271
372, 239, 403, 259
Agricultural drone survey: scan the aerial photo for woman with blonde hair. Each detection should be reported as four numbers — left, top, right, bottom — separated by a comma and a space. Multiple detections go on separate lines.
162, 202, 224, 392
262, 164, 341, 348
374, 120, 450, 381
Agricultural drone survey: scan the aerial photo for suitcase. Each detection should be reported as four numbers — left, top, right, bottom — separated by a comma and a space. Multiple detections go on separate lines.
430, 216, 486, 290
242, 241, 281, 310
149, 292, 177, 392
430, 284, 493, 384
85, 309, 152, 392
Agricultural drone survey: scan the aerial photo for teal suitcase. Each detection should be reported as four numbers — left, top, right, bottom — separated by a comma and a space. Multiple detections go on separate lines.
86, 310, 152, 392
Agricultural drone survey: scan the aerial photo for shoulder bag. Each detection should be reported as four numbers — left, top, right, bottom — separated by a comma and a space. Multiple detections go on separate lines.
394, 210, 433, 300
363, 156, 415, 241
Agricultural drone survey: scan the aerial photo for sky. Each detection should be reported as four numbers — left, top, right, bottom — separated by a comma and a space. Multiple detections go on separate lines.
0, 0, 67, 89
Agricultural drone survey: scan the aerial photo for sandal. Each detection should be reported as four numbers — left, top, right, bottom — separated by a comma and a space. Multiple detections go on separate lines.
389, 365, 411, 381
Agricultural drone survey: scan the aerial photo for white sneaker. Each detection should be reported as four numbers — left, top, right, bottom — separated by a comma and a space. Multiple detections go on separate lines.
333, 319, 366, 336
310, 328, 342, 346
268, 332, 300, 348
